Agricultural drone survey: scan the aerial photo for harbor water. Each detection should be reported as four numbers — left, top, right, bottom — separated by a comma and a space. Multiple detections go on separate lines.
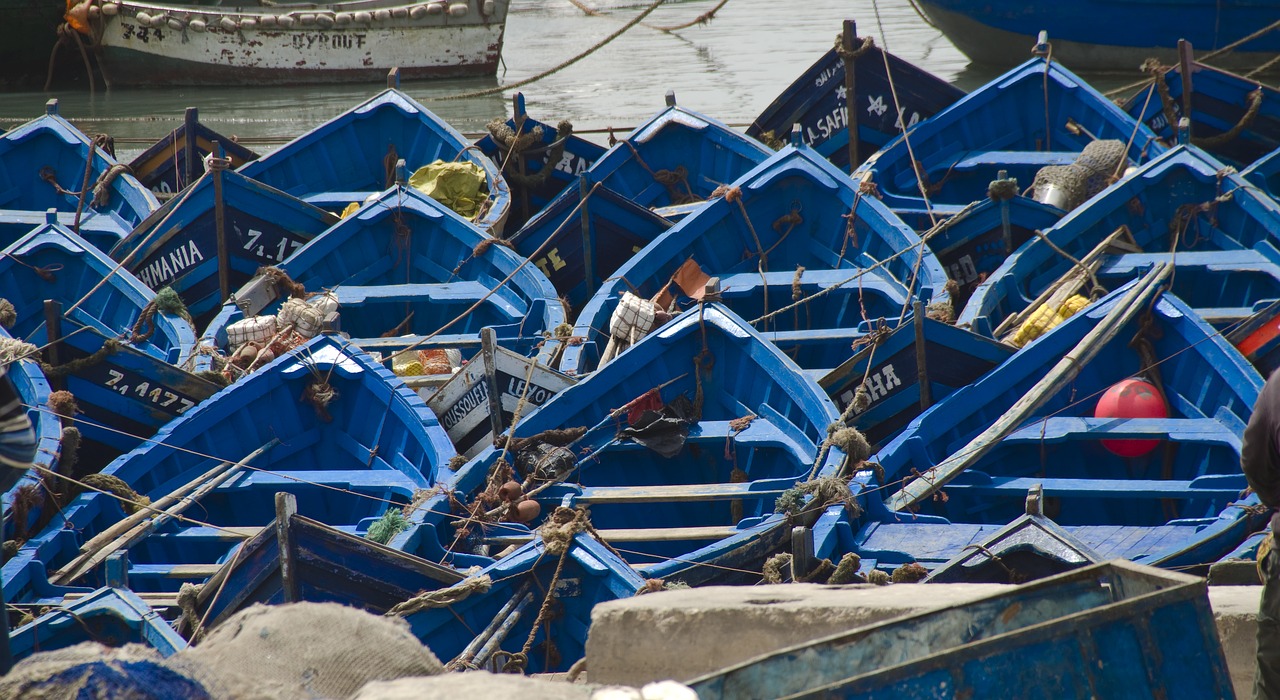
0, 0, 1141, 159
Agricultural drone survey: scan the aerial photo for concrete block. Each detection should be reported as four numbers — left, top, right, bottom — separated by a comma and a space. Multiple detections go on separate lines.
587, 582, 1265, 693
350, 671, 595, 699
1210, 585, 1261, 699
585, 582, 1008, 686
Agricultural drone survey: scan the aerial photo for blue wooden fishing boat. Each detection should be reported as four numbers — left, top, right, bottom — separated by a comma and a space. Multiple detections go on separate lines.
398, 531, 644, 674
108, 166, 339, 329
569, 93, 772, 218
406, 303, 848, 588
916, 0, 1280, 73
960, 145, 1280, 340
848, 277, 1266, 576
854, 57, 1165, 223
507, 183, 671, 314
1, 334, 458, 604
127, 107, 259, 197
0, 213, 218, 472
1125, 53, 1280, 169
177, 491, 464, 635
818, 309, 1013, 449
502, 94, 771, 316
688, 560, 1234, 699
203, 181, 564, 369
1242, 143, 1280, 201
237, 87, 511, 234
0, 100, 158, 253
561, 141, 946, 377
749, 20, 964, 173
921, 190, 1064, 310
475, 93, 606, 231
2, 326, 65, 547
8, 553, 185, 662
1227, 297, 1280, 378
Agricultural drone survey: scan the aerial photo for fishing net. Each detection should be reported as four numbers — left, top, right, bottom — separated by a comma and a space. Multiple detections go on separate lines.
1032, 139, 1128, 212
0, 643, 213, 700
178, 602, 442, 700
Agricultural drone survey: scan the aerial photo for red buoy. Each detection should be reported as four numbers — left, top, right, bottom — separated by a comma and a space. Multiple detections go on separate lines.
1094, 379, 1167, 457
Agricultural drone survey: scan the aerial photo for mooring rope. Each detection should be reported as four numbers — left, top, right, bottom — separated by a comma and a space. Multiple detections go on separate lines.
440, 0, 670, 101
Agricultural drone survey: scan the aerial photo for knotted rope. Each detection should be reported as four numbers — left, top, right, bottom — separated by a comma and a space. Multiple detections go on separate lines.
384, 573, 493, 617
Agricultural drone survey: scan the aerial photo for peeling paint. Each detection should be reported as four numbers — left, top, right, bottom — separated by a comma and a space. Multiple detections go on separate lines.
97, 2, 506, 85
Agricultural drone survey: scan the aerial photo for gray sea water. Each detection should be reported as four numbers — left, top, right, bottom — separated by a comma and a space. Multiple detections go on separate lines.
0, 0, 1143, 159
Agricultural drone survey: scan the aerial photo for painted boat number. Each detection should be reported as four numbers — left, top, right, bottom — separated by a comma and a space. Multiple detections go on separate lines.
105, 369, 197, 414
242, 229, 305, 263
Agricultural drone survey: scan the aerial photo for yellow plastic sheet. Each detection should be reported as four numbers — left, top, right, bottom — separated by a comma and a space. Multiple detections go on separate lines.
409, 160, 487, 220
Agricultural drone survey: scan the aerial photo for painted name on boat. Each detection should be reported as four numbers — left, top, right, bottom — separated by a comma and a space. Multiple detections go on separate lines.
836, 362, 904, 413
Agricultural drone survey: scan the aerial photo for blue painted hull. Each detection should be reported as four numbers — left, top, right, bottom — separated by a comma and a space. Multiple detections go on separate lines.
570, 100, 772, 213
855, 58, 1165, 218
924, 195, 1064, 309
398, 534, 643, 674
961, 145, 1280, 339
0, 219, 214, 472
128, 118, 259, 196
9, 585, 186, 661
508, 183, 671, 313
1, 335, 62, 543
749, 29, 964, 173
204, 184, 563, 367
1126, 61, 1280, 169
690, 560, 1234, 699
110, 168, 338, 328
819, 313, 1013, 448
0, 102, 157, 252
2, 335, 458, 603
562, 144, 946, 377
918, 0, 1280, 72
409, 303, 846, 588
854, 284, 1266, 575
238, 88, 511, 235
474, 92, 606, 231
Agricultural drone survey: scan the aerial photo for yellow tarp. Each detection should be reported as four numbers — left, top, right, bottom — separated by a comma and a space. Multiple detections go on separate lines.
409, 160, 487, 220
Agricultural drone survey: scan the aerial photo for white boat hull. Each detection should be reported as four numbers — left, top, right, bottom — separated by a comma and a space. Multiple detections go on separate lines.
88, 0, 506, 85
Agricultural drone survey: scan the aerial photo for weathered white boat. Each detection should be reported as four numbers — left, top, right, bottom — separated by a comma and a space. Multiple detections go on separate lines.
71, 0, 507, 85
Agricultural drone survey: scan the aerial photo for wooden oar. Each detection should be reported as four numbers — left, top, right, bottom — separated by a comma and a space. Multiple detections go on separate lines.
886, 262, 1171, 512
992, 225, 1138, 339
51, 439, 281, 585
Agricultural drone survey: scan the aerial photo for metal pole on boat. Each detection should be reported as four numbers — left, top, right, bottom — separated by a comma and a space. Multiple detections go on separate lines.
579, 176, 595, 295
1178, 40, 1195, 127
913, 300, 931, 409
183, 107, 198, 189
841, 20, 860, 170
211, 141, 231, 304
43, 300, 66, 392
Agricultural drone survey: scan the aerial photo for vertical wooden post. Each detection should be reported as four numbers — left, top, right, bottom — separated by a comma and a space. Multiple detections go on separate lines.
790, 526, 814, 582
1178, 39, 1195, 126
211, 140, 231, 304
513, 93, 531, 221
44, 300, 65, 392
579, 176, 595, 296
183, 107, 198, 190
481, 327, 505, 445
913, 299, 932, 410
841, 20, 860, 170
275, 492, 299, 603
106, 550, 129, 589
